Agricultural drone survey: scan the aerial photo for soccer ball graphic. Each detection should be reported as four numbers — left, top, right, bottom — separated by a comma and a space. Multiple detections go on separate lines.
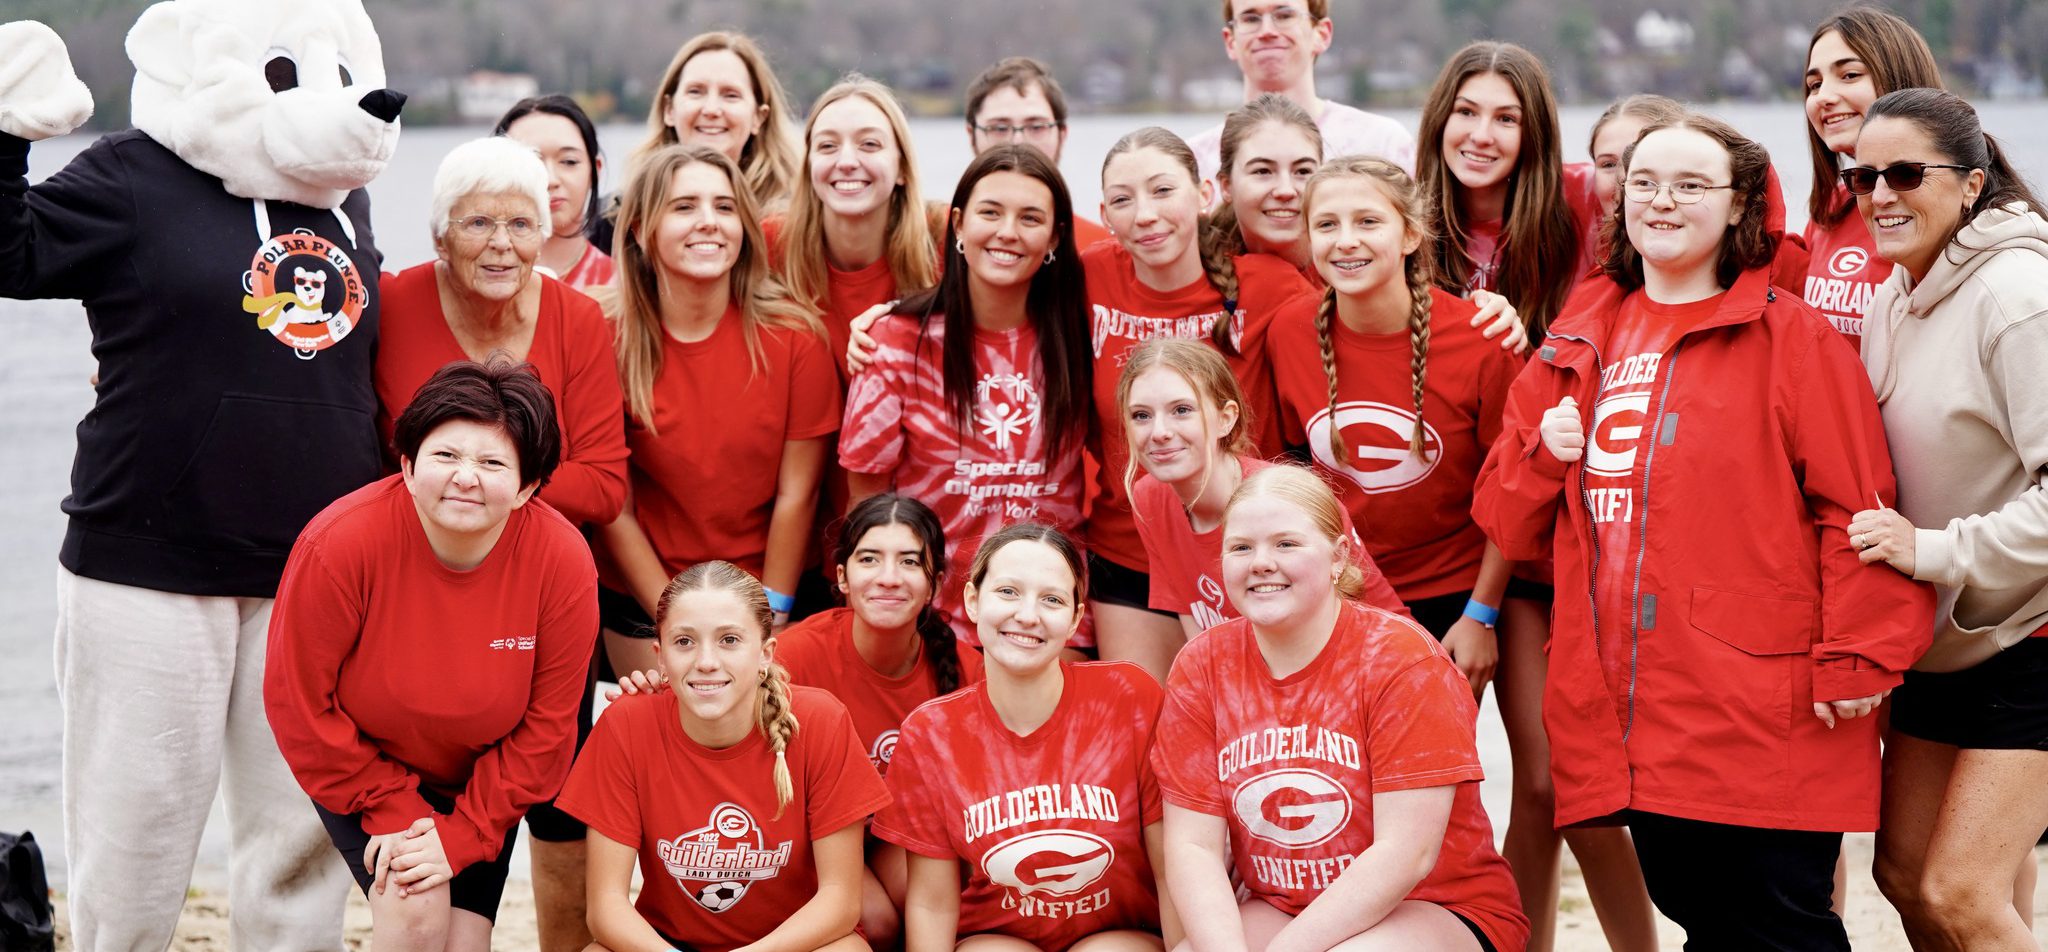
696, 879, 748, 912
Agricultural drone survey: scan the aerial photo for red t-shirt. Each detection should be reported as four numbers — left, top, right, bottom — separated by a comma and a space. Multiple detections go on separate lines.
1800, 192, 1886, 342
839, 313, 1087, 645
775, 607, 987, 775
374, 262, 629, 526
1268, 288, 1520, 600
264, 475, 598, 874
557, 687, 889, 951
1082, 241, 1311, 568
1073, 216, 1114, 255
556, 244, 616, 292
1151, 602, 1528, 952
873, 661, 1164, 951
613, 305, 842, 583
1587, 292, 1721, 681
1130, 456, 1408, 628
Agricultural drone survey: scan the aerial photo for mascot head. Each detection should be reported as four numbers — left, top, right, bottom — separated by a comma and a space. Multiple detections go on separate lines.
127, 0, 403, 209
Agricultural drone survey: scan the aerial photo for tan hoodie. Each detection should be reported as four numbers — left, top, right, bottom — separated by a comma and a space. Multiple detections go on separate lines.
1864, 203, 2048, 671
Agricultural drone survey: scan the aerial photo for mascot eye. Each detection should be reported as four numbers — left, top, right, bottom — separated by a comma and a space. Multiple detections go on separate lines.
265, 56, 300, 93
339, 63, 354, 87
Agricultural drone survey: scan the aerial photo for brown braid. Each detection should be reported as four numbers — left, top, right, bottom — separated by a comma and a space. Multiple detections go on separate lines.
1405, 267, 1433, 459
1197, 210, 1245, 355
1313, 286, 1345, 464
757, 660, 799, 819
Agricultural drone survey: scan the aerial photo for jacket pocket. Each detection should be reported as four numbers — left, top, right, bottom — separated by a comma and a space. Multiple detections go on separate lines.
1690, 586, 1815, 656
160, 393, 381, 553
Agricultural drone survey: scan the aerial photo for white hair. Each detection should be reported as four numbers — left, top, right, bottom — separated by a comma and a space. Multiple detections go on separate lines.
428, 136, 551, 239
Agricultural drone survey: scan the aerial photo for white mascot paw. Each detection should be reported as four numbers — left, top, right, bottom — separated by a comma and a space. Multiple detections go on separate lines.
0, 21, 95, 140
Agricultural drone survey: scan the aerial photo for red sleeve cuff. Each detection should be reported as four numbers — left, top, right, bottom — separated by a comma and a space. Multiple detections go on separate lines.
358, 791, 436, 837
434, 810, 494, 876
1811, 659, 1904, 704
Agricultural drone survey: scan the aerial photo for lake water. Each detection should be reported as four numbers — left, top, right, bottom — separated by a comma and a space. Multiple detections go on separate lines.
4, 102, 2046, 885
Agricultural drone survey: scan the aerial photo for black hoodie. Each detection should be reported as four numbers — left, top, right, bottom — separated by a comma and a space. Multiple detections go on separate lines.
0, 130, 383, 597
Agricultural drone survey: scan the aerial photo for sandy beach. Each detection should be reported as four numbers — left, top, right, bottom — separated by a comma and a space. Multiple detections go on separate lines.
38, 835, 2048, 950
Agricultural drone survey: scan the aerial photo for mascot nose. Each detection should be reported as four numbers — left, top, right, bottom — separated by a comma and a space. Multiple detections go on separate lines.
357, 89, 407, 123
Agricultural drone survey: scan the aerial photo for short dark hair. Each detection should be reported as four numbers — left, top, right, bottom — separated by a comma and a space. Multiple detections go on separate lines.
1603, 114, 1778, 293
393, 358, 562, 489
494, 95, 604, 240
964, 57, 1068, 127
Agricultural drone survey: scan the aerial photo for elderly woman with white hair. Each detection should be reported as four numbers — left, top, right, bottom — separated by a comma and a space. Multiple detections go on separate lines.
374, 135, 627, 528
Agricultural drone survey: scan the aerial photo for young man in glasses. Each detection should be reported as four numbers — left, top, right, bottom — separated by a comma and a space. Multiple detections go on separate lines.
963, 56, 1112, 249
1189, 0, 1415, 189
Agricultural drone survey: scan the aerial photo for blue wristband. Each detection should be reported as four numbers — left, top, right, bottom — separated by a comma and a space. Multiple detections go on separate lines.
764, 587, 795, 614
1461, 598, 1500, 627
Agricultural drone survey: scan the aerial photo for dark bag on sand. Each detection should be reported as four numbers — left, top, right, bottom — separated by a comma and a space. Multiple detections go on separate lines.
0, 830, 54, 952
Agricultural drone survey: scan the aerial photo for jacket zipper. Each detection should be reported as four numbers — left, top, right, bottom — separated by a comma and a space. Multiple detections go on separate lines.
1623, 344, 1681, 743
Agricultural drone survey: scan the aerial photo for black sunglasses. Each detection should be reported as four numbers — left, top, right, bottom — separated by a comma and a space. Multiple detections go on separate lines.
1839, 162, 1975, 196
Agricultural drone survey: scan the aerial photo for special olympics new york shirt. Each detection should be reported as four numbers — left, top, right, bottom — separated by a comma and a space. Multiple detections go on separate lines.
1268, 288, 1519, 600
556, 688, 889, 951
1586, 292, 1719, 675
873, 662, 1164, 951
839, 313, 1086, 645
1151, 603, 1528, 952
774, 607, 986, 776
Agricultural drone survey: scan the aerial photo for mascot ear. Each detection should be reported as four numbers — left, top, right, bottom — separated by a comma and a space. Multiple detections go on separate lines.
125, 2, 191, 89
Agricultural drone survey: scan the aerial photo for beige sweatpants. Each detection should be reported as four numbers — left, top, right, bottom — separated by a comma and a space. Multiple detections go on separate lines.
54, 567, 353, 951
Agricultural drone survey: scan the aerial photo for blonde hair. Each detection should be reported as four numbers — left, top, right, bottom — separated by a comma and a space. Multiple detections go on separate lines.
1225, 464, 1365, 600
657, 561, 798, 818
780, 76, 938, 314
1304, 157, 1435, 462
1116, 337, 1253, 509
606, 145, 824, 431
1100, 126, 1245, 354
635, 32, 801, 211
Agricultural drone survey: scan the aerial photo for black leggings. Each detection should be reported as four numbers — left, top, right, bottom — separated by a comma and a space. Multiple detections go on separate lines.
1628, 811, 1847, 951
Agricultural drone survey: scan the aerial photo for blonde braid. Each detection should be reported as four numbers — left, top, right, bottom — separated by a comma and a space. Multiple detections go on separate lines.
1406, 267, 1432, 459
756, 660, 799, 819
1314, 287, 1345, 464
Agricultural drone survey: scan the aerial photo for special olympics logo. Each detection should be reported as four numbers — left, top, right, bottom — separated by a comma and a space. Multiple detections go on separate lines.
1827, 246, 1869, 279
1231, 768, 1352, 849
1584, 392, 1651, 479
975, 372, 1042, 453
979, 830, 1115, 898
1304, 402, 1442, 494
869, 729, 900, 768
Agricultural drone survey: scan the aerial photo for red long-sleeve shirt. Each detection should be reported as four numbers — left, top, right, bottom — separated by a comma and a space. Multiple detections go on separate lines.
374, 262, 628, 525
264, 475, 600, 873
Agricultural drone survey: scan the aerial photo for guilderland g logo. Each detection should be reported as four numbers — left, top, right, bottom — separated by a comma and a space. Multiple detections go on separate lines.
1828, 246, 1870, 279
869, 729, 900, 769
657, 802, 793, 913
1585, 391, 1652, 479
1232, 768, 1352, 849
1305, 402, 1443, 494
240, 229, 365, 359
980, 829, 1115, 900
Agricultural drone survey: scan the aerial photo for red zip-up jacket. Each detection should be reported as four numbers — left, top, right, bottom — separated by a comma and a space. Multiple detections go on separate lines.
1474, 266, 1934, 832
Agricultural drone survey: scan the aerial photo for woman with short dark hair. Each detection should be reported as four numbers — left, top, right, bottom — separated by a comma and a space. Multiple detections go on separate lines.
266, 359, 600, 949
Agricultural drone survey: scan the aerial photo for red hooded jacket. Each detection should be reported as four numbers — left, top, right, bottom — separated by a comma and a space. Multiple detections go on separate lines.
1474, 266, 1933, 832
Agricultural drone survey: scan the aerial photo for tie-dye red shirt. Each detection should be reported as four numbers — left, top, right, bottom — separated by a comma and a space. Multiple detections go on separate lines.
839, 313, 1086, 645
873, 661, 1163, 951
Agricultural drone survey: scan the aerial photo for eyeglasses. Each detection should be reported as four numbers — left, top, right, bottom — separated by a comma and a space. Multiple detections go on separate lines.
1231, 5, 1304, 31
1623, 178, 1735, 205
1838, 162, 1975, 196
447, 214, 541, 241
973, 120, 1060, 140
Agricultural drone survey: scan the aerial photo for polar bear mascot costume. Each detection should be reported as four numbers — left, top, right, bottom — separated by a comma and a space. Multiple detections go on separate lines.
0, 2, 401, 946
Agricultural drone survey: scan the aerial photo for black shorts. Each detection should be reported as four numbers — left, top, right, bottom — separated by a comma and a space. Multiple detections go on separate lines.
599, 584, 656, 638
315, 786, 520, 921
1449, 909, 1500, 952
1087, 554, 1176, 617
1503, 576, 1553, 602
1403, 590, 1471, 641
1890, 635, 2048, 750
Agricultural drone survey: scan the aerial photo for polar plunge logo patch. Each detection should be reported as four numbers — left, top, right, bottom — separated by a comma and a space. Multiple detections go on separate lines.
1232, 768, 1352, 849
1305, 402, 1442, 494
657, 802, 793, 913
240, 229, 365, 359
